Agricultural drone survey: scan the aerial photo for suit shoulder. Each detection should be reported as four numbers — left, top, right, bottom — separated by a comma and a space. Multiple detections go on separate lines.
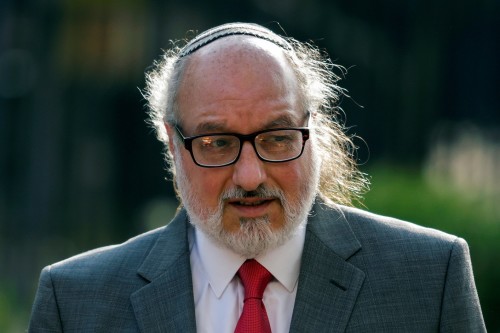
48, 226, 166, 274
313, 200, 463, 258
317, 203, 471, 275
337, 204, 459, 244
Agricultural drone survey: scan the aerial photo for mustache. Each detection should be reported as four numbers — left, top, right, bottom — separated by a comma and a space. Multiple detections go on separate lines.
220, 185, 285, 201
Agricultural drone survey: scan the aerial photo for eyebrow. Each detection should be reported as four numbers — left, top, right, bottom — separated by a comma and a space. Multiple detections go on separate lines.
192, 113, 305, 135
193, 121, 229, 134
265, 114, 298, 128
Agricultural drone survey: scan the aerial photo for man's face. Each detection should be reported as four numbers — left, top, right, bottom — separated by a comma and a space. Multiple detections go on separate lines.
168, 37, 320, 257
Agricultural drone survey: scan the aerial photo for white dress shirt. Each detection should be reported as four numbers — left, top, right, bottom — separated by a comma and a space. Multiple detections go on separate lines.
189, 223, 306, 333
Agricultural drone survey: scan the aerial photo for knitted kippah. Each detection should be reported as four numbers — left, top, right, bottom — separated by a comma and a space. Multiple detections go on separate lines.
178, 22, 292, 58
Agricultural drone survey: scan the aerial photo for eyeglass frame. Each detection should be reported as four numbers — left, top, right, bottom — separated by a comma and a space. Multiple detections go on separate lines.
173, 125, 310, 168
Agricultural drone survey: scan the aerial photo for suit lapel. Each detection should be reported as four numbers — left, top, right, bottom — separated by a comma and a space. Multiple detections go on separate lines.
130, 209, 197, 333
129, 200, 364, 332
290, 200, 365, 332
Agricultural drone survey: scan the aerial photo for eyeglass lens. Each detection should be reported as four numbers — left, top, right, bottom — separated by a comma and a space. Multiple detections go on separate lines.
191, 129, 305, 166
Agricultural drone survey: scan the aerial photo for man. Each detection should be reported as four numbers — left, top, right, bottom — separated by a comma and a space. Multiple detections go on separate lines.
29, 22, 485, 332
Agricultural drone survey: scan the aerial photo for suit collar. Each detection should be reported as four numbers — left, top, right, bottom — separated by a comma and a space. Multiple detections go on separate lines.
308, 198, 362, 260
290, 198, 365, 332
131, 209, 197, 333
136, 209, 190, 282
130, 199, 365, 332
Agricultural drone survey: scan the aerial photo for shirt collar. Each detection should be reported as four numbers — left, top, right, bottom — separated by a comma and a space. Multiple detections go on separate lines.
256, 224, 306, 292
193, 222, 306, 298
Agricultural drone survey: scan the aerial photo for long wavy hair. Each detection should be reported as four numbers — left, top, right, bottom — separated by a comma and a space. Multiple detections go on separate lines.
143, 28, 369, 206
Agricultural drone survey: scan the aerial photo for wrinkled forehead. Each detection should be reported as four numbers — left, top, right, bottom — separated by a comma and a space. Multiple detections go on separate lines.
173, 24, 305, 127
174, 35, 304, 131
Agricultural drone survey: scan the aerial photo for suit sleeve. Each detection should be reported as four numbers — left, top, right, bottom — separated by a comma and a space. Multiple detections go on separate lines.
439, 238, 486, 332
28, 266, 63, 333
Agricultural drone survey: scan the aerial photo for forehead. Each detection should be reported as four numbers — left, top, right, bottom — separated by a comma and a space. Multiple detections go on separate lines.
176, 36, 303, 132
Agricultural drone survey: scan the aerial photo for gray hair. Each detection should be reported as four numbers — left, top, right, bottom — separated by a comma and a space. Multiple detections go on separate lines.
143, 24, 369, 206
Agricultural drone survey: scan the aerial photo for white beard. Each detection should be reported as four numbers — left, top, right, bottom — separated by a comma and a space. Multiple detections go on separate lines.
173, 145, 320, 258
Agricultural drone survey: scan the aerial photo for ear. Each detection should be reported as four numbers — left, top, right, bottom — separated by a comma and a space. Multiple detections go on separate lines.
164, 122, 177, 160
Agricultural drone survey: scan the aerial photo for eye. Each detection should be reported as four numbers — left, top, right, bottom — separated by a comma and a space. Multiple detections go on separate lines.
270, 134, 292, 142
259, 131, 295, 145
201, 137, 229, 147
197, 135, 238, 151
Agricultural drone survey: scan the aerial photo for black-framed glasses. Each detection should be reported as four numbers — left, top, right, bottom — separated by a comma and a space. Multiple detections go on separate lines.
174, 126, 310, 168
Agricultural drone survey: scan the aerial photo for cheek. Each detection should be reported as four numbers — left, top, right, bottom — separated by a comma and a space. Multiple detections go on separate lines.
271, 164, 304, 198
198, 174, 224, 203
180, 156, 231, 205
275, 155, 315, 200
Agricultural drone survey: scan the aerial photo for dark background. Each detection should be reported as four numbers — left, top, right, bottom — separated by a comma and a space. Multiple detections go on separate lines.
1, 0, 498, 331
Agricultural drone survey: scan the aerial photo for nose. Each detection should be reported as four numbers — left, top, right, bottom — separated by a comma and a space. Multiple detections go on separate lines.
232, 141, 267, 191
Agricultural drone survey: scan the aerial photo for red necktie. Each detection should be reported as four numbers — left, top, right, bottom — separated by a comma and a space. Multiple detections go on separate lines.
234, 259, 273, 333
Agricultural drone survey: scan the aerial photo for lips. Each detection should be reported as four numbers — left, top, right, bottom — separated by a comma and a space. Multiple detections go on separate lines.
228, 196, 274, 206
226, 197, 275, 218
232, 199, 269, 206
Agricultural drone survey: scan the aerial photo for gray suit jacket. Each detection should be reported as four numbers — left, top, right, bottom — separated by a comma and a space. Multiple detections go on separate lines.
29, 200, 486, 332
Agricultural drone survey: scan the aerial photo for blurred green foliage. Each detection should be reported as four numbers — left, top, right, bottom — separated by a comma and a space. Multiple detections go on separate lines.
0, 279, 26, 333
361, 163, 500, 332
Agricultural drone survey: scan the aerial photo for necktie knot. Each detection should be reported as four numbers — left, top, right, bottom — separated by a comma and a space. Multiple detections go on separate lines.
235, 259, 273, 333
237, 259, 273, 301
